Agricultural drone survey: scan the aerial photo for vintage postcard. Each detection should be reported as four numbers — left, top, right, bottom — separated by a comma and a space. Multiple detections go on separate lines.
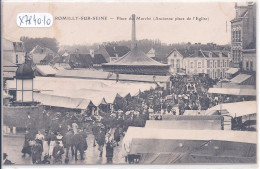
1, 0, 257, 166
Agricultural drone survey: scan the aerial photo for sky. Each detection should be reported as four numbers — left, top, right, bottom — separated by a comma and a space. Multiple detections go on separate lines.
2, 1, 240, 46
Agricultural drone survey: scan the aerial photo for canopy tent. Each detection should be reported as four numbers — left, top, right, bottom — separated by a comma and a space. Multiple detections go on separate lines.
34, 93, 94, 110
138, 152, 256, 164
35, 65, 56, 76
122, 127, 256, 163
206, 101, 257, 117
99, 98, 108, 105
145, 119, 222, 130
230, 74, 252, 84
225, 68, 239, 74
56, 69, 170, 83
162, 114, 223, 121
208, 88, 256, 96
6, 77, 156, 105
183, 110, 208, 115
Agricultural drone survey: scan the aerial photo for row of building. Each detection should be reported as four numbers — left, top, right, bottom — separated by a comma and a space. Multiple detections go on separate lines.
167, 49, 232, 79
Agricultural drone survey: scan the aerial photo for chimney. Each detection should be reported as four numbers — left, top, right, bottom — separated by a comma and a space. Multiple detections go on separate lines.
219, 52, 222, 58
131, 14, 137, 49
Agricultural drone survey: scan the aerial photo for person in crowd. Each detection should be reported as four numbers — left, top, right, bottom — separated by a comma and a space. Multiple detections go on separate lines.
22, 130, 32, 157
63, 129, 74, 159
52, 141, 64, 164
31, 139, 43, 164
96, 128, 106, 157
92, 122, 99, 147
3, 153, 14, 165
79, 128, 88, 152
41, 155, 50, 164
72, 129, 85, 161
72, 120, 78, 134
25, 112, 32, 131
42, 130, 50, 158
114, 126, 120, 146
56, 132, 63, 147
35, 130, 44, 149
48, 131, 56, 159
106, 139, 116, 164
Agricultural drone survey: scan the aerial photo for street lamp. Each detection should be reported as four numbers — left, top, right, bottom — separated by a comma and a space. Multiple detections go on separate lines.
15, 62, 35, 105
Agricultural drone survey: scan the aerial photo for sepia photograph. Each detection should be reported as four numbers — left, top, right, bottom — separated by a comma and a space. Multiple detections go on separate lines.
1, 1, 257, 166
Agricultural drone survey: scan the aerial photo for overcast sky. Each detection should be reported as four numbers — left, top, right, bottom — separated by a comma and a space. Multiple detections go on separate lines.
3, 2, 240, 46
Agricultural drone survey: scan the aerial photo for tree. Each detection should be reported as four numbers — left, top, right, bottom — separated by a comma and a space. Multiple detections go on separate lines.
20, 37, 59, 53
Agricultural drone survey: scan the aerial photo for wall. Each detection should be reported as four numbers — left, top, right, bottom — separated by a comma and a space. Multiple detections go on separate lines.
3, 105, 44, 128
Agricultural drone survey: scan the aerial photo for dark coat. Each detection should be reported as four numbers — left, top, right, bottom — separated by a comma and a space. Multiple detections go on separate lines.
52, 145, 64, 160
63, 131, 73, 147
31, 142, 42, 162
96, 131, 106, 146
114, 128, 120, 142
106, 142, 114, 158
72, 133, 85, 148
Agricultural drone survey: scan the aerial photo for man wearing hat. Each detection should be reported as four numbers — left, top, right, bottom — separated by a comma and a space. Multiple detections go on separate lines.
3, 153, 14, 165
52, 141, 64, 164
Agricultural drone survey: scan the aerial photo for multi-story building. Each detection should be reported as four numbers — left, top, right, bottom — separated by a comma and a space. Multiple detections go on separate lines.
3, 38, 26, 80
230, 2, 256, 68
167, 49, 188, 74
183, 50, 231, 79
242, 49, 256, 72
167, 48, 231, 79
3, 38, 25, 65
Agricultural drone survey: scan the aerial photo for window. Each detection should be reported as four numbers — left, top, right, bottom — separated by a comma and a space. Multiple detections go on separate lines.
198, 62, 201, 68
174, 52, 177, 57
16, 54, 18, 63
238, 30, 241, 42
190, 62, 193, 68
224, 61, 226, 67
207, 60, 210, 68
217, 69, 220, 77
217, 60, 220, 67
210, 61, 213, 68
176, 59, 180, 68
250, 61, 253, 71
246, 61, 249, 70
171, 59, 174, 67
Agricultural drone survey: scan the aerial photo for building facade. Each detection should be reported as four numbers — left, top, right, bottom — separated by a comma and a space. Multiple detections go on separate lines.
3, 38, 25, 65
230, 2, 256, 68
167, 49, 185, 74
242, 49, 256, 72
183, 50, 232, 79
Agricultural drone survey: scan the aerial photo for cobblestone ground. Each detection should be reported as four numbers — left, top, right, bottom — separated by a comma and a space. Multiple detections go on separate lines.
3, 133, 126, 165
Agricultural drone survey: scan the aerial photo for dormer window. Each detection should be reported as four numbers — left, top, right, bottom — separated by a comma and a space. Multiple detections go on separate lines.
209, 52, 212, 57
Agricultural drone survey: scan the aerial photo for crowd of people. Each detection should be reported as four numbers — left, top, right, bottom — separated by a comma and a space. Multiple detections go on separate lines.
4, 74, 255, 165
